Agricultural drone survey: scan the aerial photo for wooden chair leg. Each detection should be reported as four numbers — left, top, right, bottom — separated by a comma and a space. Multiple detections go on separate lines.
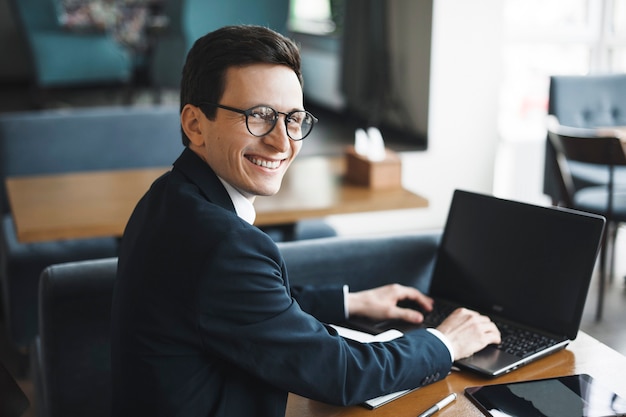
152, 86, 163, 104
121, 81, 134, 105
596, 229, 608, 321
28, 83, 47, 109
608, 222, 618, 283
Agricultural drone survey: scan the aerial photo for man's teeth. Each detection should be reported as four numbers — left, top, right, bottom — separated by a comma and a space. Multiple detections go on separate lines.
249, 157, 280, 169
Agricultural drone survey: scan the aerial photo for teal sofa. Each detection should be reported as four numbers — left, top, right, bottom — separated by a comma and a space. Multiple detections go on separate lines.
0, 104, 334, 354
8, 0, 134, 107
151, 0, 290, 92
0, 105, 182, 352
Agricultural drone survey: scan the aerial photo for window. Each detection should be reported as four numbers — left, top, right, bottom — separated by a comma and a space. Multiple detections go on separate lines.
499, 0, 626, 141
288, 0, 344, 36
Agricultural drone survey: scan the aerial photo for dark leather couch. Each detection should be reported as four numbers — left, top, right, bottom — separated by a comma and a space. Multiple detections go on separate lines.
31, 230, 441, 417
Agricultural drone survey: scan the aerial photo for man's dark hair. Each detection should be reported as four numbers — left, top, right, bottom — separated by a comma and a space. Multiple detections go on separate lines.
179, 25, 303, 146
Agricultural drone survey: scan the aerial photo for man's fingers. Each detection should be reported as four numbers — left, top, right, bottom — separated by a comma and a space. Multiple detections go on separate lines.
392, 306, 425, 323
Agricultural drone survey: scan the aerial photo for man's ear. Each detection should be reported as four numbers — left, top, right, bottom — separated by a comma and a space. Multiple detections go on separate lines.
181, 104, 205, 147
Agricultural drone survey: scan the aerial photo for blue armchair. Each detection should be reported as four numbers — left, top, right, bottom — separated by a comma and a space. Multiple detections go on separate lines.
543, 74, 626, 205
150, 0, 290, 93
0, 104, 334, 356
8, 0, 133, 101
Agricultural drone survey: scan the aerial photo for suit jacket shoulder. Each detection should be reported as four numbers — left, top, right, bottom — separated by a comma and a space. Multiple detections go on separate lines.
111, 148, 453, 417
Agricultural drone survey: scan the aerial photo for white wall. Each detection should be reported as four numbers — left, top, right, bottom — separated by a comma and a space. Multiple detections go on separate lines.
327, 0, 505, 236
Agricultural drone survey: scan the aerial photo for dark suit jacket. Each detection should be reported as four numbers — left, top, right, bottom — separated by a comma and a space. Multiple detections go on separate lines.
111, 148, 452, 417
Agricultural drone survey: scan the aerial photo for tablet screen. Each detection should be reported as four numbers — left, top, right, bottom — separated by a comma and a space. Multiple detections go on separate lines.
465, 374, 626, 417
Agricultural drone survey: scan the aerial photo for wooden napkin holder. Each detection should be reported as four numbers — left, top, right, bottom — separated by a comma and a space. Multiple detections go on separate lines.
344, 146, 402, 189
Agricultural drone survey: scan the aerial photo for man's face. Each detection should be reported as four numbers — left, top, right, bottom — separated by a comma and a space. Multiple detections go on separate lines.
184, 64, 304, 198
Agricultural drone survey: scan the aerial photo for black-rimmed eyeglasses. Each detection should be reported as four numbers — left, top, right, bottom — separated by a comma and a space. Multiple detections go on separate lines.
199, 102, 318, 141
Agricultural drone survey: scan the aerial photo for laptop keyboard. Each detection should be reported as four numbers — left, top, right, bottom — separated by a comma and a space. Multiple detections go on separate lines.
415, 301, 561, 359
495, 322, 560, 358
420, 301, 455, 327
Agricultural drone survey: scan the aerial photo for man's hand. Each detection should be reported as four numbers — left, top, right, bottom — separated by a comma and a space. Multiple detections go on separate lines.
436, 308, 501, 360
347, 284, 434, 324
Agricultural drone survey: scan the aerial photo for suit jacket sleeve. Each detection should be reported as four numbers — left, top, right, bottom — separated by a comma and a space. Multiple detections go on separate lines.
113, 151, 452, 415
290, 284, 345, 324
194, 225, 452, 406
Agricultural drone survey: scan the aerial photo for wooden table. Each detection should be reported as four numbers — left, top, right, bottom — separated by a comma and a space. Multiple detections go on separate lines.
254, 156, 427, 225
5, 156, 428, 243
285, 331, 626, 416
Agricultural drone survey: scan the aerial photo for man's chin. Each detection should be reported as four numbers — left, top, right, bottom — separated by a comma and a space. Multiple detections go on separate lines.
242, 182, 282, 198
255, 187, 281, 197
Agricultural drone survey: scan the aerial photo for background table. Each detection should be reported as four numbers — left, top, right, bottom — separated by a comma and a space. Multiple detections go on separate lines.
6, 156, 428, 243
285, 331, 626, 417
254, 157, 428, 225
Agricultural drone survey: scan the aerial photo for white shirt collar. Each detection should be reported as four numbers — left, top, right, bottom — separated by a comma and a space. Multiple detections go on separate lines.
217, 178, 257, 225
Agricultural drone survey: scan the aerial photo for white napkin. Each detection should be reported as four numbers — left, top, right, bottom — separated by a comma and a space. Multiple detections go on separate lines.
353, 127, 386, 161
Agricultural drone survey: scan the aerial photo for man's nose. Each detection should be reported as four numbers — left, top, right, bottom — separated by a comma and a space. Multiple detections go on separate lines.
262, 118, 291, 152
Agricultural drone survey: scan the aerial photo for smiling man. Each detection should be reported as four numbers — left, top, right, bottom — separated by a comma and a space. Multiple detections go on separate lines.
110, 25, 499, 417
187, 63, 305, 198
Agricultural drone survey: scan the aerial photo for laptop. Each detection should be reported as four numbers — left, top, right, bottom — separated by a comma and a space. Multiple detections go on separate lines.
349, 189, 605, 377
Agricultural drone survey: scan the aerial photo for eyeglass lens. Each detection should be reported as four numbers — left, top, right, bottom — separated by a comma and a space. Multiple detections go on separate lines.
246, 106, 315, 140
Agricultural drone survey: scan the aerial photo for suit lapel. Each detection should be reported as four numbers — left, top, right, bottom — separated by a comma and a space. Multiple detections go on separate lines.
172, 148, 236, 214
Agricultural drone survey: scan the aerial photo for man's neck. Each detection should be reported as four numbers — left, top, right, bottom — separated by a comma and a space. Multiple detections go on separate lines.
217, 178, 257, 225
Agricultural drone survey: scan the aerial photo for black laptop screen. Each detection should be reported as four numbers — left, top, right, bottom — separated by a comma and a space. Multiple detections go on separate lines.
429, 190, 605, 339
